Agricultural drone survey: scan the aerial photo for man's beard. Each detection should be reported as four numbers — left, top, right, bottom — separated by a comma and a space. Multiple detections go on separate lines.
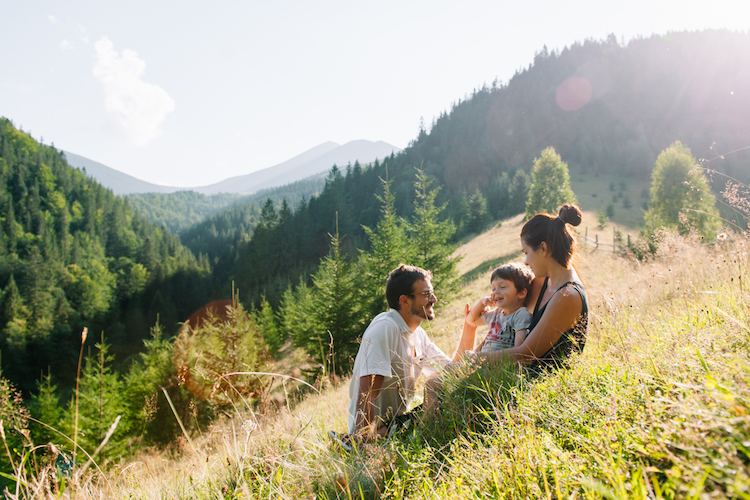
412, 303, 435, 321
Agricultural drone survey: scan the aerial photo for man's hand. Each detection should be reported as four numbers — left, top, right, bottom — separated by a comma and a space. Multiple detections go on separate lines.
354, 374, 384, 439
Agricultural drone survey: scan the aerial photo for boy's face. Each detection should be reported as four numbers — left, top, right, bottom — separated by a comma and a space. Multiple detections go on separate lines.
490, 277, 526, 311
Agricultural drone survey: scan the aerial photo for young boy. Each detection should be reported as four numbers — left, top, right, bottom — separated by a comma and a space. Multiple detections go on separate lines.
465, 262, 534, 354
423, 263, 534, 414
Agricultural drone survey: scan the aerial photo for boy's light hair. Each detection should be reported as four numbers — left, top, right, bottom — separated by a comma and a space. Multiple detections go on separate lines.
490, 263, 535, 299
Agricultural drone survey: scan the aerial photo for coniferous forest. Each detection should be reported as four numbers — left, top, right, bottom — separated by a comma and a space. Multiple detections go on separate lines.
0, 118, 213, 394
0, 29, 749, 483
190, 30, 750, 308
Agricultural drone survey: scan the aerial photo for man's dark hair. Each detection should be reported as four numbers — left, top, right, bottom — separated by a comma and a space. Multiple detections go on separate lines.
386, 264, 432, 310
490, 263, 535, 298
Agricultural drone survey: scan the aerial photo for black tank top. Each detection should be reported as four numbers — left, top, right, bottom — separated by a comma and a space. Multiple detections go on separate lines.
526, 277, 589, 372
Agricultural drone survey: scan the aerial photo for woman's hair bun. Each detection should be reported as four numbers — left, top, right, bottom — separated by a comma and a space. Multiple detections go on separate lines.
558, 204, 582, 227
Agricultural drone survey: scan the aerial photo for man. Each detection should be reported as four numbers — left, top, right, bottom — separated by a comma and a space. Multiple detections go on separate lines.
344, 264, 452, 442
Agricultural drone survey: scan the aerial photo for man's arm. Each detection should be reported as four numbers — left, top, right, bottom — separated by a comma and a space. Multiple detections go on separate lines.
354, 374, 384, 438
452, 303, 477, 360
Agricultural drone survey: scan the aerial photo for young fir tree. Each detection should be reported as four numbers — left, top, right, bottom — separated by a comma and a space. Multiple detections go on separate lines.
174, 297, 267, 405
525, 147, 578, 219
359, 171, 409, 318
256, 295, 282, 357
644, 141, 719, 240
29, 370, 64, 446
308, 225, 364, 376
407, 167, 461, 305
280, 276, 315, 352
465, 189, 490, 234
65, 335, 129, 460
122, 321, 176, 444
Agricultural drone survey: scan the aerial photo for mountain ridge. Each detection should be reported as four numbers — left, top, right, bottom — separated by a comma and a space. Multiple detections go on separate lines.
63, 140, 401, 196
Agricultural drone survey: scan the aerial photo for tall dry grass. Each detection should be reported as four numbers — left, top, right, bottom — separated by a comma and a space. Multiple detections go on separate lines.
4, 225, 749, 499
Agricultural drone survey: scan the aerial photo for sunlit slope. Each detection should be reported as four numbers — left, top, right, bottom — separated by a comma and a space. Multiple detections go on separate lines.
36, 210, 748, 498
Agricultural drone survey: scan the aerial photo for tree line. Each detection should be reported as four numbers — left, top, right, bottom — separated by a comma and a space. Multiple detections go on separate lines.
0, 29, 735, 474
0, 164, 464, 473
0, 118, 214, 395
178, 30, 747, 309
0, 136, 720, 477
126, 173, 327, 236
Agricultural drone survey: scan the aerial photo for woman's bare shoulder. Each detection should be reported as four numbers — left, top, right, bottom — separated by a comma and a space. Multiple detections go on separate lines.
526, 276, 546, 311
550, 283, 583, 308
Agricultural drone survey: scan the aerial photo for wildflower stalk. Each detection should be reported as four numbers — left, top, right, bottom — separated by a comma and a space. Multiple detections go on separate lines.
73, 327, 88, 461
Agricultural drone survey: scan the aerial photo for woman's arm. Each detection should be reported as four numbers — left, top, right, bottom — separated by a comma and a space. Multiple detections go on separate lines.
479, 285, 583, 365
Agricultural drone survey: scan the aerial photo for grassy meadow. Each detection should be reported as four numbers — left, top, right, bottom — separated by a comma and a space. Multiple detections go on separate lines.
569, 170, 650, 229
5, 215, 750, 499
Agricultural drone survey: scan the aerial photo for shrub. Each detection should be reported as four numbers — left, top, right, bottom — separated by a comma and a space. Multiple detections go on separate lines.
644, 141, 719, 240
525, 147, 578, 219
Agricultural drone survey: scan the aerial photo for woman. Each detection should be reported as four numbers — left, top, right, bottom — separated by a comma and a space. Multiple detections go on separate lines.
455, 203, 588, 371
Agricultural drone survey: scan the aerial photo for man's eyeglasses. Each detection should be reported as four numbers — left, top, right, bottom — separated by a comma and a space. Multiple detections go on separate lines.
411, 289, 437, 300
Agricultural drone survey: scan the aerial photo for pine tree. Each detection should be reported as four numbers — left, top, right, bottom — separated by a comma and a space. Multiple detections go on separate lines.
259, 198, 277, 229
407, 167, 461, 305
487, 172, 511, 219
29, 370, 63, 445
508, 169, 530, 215
465, 189, 490, 234
256, 295, 282, 357
644, 141, 719, 240
309, 228, 364, 376
359, 171, 409, 317
122, 321, 184, 445
5, 199, 17, 253
279, 277, 314, 350
174, 297, 267, 405
65, 335, 129, 459
1, 275, 29, 349
525, 147, 578, 219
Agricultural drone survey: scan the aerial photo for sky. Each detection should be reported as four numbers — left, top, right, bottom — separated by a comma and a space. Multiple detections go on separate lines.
2, 1, 749, 188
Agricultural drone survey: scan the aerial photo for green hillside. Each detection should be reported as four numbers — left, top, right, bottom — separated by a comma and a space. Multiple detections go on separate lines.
188, 30, 749, 308
5, 208, 748, 498
126, 173, 327, 235
125, 191, 247, 234
0, 119, 213, 393
0, 28, 748, 498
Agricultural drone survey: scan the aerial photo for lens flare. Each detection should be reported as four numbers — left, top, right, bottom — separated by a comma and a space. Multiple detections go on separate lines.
556, 76, 593, 111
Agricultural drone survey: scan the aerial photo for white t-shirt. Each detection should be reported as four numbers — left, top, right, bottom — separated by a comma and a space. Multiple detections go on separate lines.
347, 309, 452, 433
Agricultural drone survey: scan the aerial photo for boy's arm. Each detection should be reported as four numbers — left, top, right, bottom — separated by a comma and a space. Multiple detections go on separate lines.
465, 297, 492, 327
513, 329, 527, 347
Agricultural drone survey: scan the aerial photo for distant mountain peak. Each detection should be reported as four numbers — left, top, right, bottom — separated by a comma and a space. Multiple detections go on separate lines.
64, 140, 402, 195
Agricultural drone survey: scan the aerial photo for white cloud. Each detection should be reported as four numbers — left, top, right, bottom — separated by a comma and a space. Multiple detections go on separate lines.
60, 39, 74, 50
47, 15, 57, 23
93, 37, 175, 146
